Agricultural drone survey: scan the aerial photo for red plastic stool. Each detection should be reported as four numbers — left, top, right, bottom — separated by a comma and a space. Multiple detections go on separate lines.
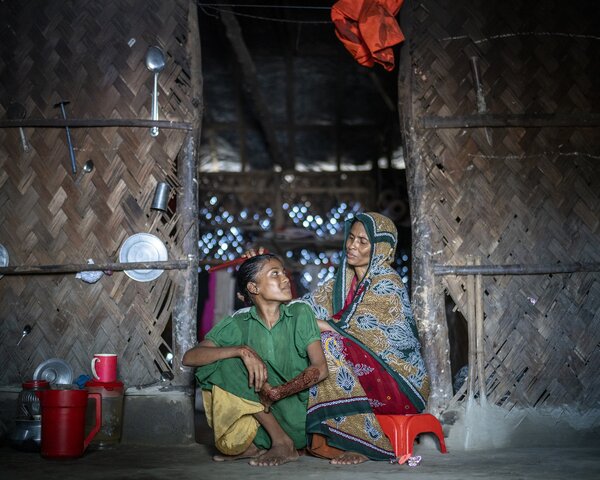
376, 413, 448, 464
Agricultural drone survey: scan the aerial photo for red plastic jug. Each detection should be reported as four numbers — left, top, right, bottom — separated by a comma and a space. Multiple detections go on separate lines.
38, 389, 102, 459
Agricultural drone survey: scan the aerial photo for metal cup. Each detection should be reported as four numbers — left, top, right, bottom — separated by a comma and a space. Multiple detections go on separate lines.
151, 182, 171, 211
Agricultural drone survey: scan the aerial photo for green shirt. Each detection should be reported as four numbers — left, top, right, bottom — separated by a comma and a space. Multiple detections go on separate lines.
195, 301, 321, 449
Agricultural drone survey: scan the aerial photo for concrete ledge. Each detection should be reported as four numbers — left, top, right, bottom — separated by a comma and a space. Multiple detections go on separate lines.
122, 387, 195, 445
0, 386, 196, 446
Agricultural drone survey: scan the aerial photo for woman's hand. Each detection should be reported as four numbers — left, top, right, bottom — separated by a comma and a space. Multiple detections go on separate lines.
241, 247, 266, 258
317, 319, 335, 332
239, 345, 268, 392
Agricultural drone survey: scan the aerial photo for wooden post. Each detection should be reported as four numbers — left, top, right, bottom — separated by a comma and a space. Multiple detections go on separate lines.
398, 3, 453, 415
170, 1, 202, 387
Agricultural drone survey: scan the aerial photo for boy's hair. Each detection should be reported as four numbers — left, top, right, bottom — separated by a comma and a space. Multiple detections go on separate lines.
236, 253, 281, 305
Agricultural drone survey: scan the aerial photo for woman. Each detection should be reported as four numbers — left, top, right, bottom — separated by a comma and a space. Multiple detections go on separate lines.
301, 212, 430, 464
183, 254, 328, 467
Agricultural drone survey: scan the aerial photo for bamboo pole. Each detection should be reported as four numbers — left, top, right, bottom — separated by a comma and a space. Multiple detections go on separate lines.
0, 118, 193, 130
433, 262, 600, 276
466, 262, 478, 401
419, 112, 600, 129
0, 260, 189, 275
475, 265, 486, 403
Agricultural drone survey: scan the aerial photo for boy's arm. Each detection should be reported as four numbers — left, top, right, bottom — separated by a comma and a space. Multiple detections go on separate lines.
182, 339, 269, 391
258, 340, 328, 412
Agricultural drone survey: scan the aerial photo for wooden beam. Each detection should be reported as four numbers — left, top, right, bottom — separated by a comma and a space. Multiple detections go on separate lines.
419, 113, 600, 129
220, 9, 291, 170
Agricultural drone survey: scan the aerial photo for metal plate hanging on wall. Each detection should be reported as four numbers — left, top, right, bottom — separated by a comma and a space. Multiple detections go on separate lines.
119, 233, 168, 282
0, 244, 8, 279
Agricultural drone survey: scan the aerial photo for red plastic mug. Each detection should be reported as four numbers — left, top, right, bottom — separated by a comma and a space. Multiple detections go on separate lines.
91, 354, 118, 382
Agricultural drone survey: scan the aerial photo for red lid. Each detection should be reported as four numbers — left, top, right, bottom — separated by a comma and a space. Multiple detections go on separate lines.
85, 379, 124, 389
22, 379, 50, 389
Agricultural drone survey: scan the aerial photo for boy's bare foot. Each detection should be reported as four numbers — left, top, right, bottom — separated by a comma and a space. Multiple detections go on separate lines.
213, 444, 266, 462
330, 452, 369, 465
248, 443, 299, 467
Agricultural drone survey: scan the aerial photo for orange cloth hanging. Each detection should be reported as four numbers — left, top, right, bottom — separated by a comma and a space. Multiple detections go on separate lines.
331, 0, 405, 71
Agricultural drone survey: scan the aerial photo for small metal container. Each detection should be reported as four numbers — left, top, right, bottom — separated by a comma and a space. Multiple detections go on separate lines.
16, 380, 50, 419
151, 182, 171, 211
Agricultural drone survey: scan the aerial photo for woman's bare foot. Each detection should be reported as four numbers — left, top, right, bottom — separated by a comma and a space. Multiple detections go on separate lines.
330, 451, 369, 465
213, 444, 265, 462
248, 443, 299, 467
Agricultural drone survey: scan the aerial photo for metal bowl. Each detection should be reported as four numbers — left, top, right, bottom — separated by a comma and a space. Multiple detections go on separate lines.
33, 358, 73, 385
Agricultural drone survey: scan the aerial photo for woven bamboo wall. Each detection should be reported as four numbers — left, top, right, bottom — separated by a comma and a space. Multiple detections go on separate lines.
404, 0, 599, 410
0, 0, 195, 386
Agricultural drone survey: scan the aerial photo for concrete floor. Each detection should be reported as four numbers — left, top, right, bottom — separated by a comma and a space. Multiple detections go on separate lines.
2, 410, 600, 480
2, 433, 600, 480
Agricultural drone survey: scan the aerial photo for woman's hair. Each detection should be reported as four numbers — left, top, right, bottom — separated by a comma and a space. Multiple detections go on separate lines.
236, 253, 280, 305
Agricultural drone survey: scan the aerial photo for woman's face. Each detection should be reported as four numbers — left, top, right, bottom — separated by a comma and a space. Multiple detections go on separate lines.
345, 221, 371, 268
250, 258, 292, 302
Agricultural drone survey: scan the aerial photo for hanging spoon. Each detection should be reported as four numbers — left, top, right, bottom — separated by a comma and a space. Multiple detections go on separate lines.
17, 324, 32, 346
74, 159, 94, 186
145, 46, 166, 137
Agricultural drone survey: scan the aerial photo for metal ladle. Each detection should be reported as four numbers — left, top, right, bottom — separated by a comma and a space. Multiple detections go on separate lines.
145, 46, 166, 137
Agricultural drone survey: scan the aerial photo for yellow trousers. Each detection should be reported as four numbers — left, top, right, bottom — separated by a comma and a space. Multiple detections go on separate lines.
202, 386, 264, 455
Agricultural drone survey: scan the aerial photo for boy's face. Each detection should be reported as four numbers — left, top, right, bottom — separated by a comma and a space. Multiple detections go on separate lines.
251, 258, 292, 302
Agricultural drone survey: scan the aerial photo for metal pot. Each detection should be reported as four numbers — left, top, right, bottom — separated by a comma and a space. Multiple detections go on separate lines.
9, 418, 41, 452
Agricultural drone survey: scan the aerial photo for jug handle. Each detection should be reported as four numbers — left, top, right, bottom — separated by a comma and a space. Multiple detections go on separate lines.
84, 392, 103, 450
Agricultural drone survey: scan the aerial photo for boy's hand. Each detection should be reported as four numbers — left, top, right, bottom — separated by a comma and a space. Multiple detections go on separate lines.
239, 345, 268, 391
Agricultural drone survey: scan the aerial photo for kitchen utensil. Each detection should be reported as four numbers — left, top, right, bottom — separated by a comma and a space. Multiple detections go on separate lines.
16, 324, 32, 346
145, 46, 166, 137
0, 243, 9, 279
82, 159, 94, 173
7, 102, 30, 152
85, 380, 124, 449
151, 182, 171, 211
16, 379, 49, 419
33, 358, 74, 386
74, 160, 94, 186
54, 100, 77, 173
119, 233, 168, 282
8, 418, 41, 452
38, 389, 102, 459
90, 353, 118, 382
